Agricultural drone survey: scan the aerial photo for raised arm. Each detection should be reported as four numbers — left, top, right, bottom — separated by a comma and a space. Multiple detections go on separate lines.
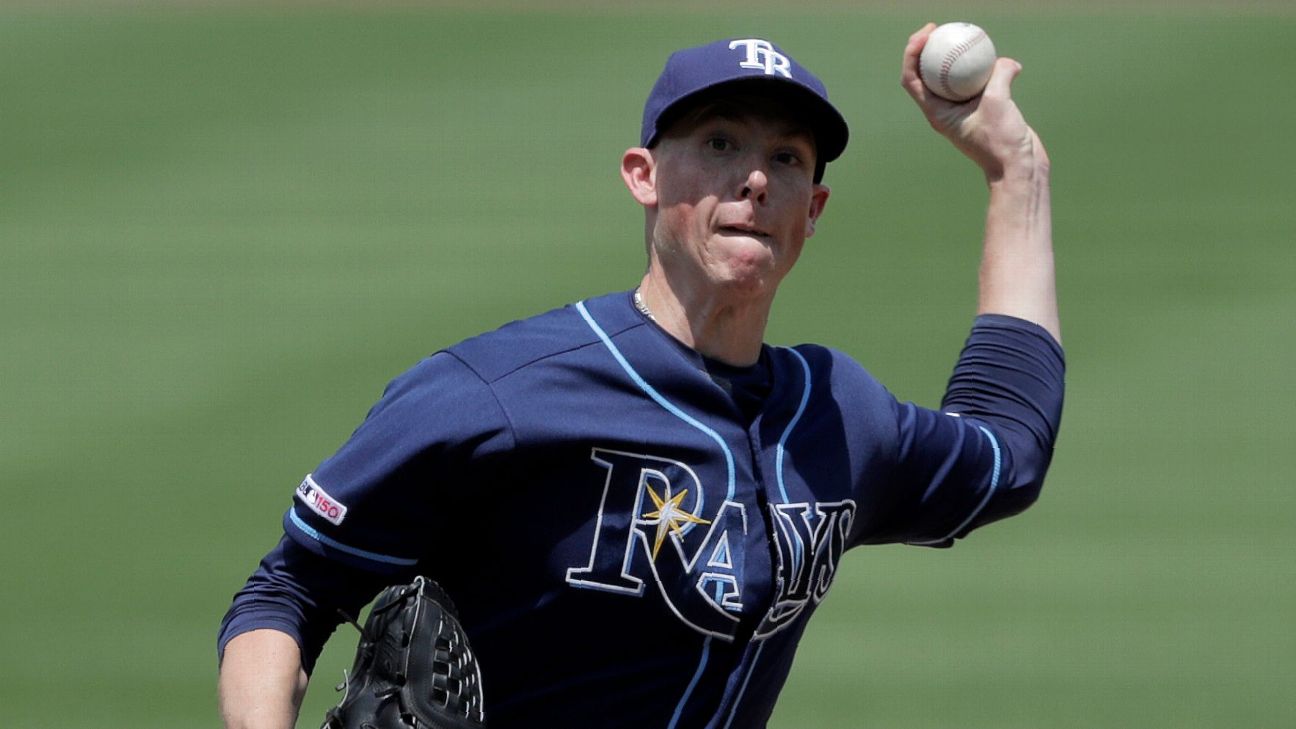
901, 23, 1059, 344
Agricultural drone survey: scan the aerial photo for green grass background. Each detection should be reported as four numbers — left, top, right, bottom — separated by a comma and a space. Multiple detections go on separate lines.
2, 2, 1293, 727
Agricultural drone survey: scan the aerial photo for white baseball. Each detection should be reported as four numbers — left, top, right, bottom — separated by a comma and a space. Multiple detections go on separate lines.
918, 22, 997, 102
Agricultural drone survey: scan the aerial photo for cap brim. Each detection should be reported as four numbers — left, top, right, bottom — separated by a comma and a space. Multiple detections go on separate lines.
646, 77, 848, 165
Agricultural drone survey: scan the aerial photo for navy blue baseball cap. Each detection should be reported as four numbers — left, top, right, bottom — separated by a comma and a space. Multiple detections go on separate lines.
641, 38, 849, 181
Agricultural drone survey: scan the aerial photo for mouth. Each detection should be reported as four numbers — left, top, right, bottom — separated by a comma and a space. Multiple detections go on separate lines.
717, 224, 770, 239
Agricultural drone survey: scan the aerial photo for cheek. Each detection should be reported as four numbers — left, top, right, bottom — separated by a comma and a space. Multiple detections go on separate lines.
656, 168, 705, 209
655, 155, 725, 216
658, 198, 695, 225
773, 198, 814, 237
658, 193, 716, 239
654, 202, 701, 253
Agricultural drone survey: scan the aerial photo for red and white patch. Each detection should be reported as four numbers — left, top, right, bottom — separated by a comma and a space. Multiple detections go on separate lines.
296, 474, 348, 526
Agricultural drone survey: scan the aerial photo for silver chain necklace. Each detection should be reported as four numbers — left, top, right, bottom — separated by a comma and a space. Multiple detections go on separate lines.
633, 288, 656, 321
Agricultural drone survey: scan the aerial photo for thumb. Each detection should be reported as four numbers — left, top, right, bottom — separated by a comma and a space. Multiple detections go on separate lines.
983, 57, 1023, 98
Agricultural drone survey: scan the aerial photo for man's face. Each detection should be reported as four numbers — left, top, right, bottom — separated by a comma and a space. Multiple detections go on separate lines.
644, 95, 830, 299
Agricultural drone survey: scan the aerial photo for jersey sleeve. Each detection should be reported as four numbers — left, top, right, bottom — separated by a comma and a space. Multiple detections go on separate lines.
283, 351, 515, 575
216, 536, 391, 675
858, 314, 1065, 547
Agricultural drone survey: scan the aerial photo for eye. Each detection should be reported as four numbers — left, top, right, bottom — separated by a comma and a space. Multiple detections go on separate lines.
774, 150, 802, 166
707, 137, 733, 152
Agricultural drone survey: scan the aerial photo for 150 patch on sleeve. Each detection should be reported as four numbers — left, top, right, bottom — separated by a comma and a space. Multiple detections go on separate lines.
296, 474, 349, 526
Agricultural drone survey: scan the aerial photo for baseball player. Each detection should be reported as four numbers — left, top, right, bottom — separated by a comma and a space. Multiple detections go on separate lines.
219, 25, 1063, 729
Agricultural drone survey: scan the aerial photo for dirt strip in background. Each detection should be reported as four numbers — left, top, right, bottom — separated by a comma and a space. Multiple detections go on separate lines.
4, 0, 1293, 15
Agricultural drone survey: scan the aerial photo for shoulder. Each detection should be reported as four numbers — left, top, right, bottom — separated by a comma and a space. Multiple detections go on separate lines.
775, 343, 892, 401
444, 291, 641, 384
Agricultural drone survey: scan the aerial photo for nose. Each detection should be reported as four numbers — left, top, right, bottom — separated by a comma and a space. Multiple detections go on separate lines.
739, 166, 768, 205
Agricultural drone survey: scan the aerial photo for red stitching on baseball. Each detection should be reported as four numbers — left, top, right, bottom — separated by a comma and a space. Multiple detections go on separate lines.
938, 28, 987, 99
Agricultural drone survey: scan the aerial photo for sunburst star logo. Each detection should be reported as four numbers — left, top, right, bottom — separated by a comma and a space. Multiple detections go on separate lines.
641, 484, 711, 561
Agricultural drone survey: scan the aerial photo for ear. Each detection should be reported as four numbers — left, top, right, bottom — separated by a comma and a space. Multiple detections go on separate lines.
621, 147, 658, 207
805, 183, 830, 238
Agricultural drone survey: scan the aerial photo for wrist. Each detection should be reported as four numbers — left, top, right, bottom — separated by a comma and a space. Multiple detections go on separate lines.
985, 133, 1049, 187
987, 152, 1049, 189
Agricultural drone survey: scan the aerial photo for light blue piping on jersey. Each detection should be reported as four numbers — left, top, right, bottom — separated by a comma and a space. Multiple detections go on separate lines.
670, 636, 714, 728
774, 347, 813, 505
287, 509, 419, 566
576, 299, 737, 728
575, 300, 736, 502
909, 424, 1003, 546
721, 640, 765, 729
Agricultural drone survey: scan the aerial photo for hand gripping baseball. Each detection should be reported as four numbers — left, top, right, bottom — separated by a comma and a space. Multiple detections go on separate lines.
901, 23, 1047, 182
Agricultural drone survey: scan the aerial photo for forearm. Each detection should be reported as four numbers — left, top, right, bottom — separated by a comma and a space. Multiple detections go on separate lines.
219, 629, 309, 729
215, 537, 388, 728
978, 141, 1059, 343
898, 24, 1060, 343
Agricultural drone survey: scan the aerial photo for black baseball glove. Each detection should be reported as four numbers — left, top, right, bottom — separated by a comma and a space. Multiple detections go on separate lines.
322, 576, 485, 729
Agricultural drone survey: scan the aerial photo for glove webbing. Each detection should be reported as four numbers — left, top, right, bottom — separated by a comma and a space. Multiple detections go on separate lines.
323, 576, 485, 729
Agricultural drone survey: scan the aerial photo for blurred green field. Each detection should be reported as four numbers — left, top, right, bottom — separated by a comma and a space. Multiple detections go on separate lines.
2, 3, 1293, 728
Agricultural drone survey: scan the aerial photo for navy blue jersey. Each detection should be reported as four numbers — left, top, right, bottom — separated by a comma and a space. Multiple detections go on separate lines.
221, 290, 1064, 728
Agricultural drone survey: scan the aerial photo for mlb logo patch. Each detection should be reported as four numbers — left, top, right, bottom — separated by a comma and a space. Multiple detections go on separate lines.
296, 474, 348, 526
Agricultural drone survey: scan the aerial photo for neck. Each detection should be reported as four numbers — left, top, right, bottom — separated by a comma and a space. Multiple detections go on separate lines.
636, 268, 773, 367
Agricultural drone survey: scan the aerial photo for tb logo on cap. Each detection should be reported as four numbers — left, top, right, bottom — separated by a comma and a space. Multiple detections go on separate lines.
729, 39, 791, 78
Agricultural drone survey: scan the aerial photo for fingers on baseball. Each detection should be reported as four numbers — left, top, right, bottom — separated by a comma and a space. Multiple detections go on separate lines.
907, 22, 937, 47
900, 23, 936, 93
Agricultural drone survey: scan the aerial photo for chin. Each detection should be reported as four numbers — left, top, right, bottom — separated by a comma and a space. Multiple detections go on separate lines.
719, 236, 776, 266
714, 265, 780, 299
717, 244, 793, 291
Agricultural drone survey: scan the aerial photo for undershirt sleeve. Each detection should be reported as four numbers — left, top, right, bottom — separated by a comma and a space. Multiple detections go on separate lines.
940, 313, 1066, 507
